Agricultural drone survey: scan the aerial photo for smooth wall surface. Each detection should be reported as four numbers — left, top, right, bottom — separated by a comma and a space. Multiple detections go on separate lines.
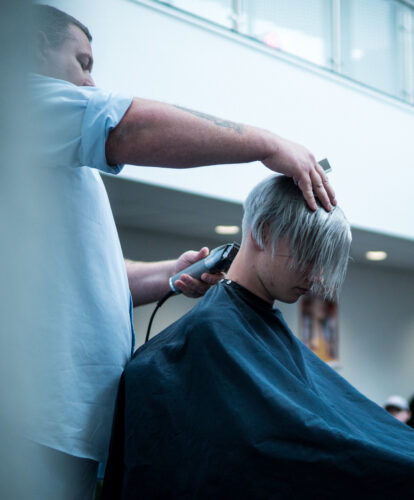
339, 263, 414, 405
47, 0, 414, 240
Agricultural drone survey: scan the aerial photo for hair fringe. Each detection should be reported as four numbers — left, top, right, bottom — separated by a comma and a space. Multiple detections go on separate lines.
242, 175, 352, 300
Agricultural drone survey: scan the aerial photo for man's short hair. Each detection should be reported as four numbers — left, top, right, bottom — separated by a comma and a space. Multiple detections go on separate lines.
32, 4, 92, 47
242, 175, 352, 299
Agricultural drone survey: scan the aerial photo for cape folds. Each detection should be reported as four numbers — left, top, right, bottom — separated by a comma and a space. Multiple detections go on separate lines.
103, 281, 414, 499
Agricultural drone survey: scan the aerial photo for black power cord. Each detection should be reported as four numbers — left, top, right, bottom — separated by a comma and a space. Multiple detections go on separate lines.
145, 290, 174, 343
144, 242, 240, 344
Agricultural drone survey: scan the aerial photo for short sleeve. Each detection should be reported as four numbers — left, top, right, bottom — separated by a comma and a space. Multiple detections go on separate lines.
31, 74, 133, 173
80, 88, 132, 174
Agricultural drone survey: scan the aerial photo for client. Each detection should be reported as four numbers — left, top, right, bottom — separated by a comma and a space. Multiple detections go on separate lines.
103, 176, 414, 499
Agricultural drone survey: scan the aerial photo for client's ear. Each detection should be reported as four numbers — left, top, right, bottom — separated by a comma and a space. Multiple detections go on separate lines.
261, 223, 271, 246
249, 230, 265, 252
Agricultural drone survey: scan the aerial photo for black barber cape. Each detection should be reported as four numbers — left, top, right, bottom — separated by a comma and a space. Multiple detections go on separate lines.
103, 281, 414, 499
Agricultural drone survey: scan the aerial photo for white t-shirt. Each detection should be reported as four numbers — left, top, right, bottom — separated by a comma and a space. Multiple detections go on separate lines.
27, 73, 134, 461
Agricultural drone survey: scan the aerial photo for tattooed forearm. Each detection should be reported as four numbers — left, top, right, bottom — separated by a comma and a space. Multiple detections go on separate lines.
174, 105, 243, 135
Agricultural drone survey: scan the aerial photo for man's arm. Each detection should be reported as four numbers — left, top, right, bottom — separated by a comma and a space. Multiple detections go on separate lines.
125, 247, 223, 307
106, 98, 335, 211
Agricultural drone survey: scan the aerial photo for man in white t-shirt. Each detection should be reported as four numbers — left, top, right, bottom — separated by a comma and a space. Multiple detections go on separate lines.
24, 5, 336, 499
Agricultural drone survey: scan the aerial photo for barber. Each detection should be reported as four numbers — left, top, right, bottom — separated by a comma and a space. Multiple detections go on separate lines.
28, 5, 336, 500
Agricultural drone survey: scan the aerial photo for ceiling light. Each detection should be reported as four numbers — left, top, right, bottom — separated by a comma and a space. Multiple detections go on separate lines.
215, 225, 240, 235
365, 251, 387, 261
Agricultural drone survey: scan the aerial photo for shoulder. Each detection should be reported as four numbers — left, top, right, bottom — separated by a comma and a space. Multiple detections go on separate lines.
30, 73, 99, 125
30, 73, 91, 101
30, 73, 133, 171
30, 73, 131, 112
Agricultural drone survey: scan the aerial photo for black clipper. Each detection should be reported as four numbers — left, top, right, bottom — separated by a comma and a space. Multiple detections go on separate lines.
169, 242, 240, 294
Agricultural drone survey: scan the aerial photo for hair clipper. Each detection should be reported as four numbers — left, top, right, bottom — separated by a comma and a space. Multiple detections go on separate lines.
169, 242, 240, 294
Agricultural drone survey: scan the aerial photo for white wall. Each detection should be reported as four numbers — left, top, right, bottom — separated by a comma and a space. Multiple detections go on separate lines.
119, 226, 414, 407
339, 263, 414, 405
48, 0, 414, 241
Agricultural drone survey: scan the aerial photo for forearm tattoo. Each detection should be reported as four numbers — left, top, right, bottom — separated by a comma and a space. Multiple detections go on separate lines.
174, 105, 243, 134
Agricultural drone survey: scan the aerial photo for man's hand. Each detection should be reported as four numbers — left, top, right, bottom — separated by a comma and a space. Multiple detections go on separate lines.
262, 136, 336, 212
173, 247, 224, 298
126, 248, 223, 306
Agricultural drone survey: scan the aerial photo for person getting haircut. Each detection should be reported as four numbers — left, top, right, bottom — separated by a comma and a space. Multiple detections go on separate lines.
102, 178, 414, 499
242, 175, 351, 299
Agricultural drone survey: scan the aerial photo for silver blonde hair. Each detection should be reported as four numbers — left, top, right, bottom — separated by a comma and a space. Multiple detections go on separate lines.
242, 175, 352, 299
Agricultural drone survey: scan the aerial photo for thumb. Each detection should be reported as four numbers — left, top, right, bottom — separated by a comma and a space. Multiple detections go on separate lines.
176, 247, 210, 273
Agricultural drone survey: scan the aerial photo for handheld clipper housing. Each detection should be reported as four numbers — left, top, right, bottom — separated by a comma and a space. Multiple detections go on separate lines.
169, 242, 240, 294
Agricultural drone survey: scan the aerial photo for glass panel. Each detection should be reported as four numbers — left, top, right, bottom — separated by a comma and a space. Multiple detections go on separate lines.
241, 0, 332, 67
168, 0, 233, 29
341, 0, 405, 98
409, 8, 414, 103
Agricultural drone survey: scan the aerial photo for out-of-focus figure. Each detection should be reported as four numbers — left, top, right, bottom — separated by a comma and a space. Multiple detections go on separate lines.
384, 395, 412, 424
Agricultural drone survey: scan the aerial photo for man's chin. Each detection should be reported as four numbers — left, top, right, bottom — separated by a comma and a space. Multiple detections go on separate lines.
281, 288, 309, 303
278, 295, 300, 304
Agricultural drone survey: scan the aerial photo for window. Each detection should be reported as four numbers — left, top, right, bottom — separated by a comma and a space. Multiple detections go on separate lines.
148, 0, 414, 105
242, 0, 332, 67
167, 0, 233, 29
341, 0, 406, 98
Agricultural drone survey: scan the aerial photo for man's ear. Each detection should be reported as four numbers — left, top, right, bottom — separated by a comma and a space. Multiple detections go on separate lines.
261, 223, 270, 246
249, 231, 264, 252
250, 223, 271, 248
35, 31, 51, 65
